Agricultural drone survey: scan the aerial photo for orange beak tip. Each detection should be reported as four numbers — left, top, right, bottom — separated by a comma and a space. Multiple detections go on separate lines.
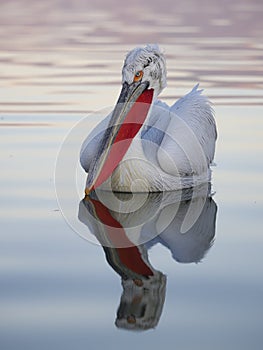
85, 187, 91, 196
85, 186, 96, 199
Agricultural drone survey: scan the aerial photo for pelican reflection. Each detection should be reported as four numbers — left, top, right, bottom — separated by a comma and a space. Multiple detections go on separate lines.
78, 184, 217, 330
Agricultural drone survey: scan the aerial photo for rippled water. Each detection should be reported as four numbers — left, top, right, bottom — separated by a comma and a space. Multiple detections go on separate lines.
1, 0, 263, 349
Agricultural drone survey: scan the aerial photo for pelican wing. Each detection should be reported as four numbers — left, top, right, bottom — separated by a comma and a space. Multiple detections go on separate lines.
80, 113, 111, 172
156, 85, 217, 177
171, 84, 217, 164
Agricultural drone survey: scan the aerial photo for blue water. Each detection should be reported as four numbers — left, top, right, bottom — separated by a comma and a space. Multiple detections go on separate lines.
1, 0, 263, 349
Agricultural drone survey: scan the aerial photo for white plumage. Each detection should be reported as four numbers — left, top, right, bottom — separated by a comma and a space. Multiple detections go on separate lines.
80, 44, 217, 192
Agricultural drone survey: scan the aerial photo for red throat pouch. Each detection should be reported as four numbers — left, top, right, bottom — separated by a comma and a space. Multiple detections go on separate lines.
91, 88, 154, 190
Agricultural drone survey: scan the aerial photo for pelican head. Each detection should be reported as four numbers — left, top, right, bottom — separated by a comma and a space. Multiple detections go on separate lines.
122, 44, 167, 98
86, 44, 166, 194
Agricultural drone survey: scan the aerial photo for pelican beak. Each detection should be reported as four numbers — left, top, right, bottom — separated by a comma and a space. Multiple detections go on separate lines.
85, 80, 153, 193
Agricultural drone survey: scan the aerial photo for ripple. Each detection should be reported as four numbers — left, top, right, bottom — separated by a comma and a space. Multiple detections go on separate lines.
0, 0, 262, 111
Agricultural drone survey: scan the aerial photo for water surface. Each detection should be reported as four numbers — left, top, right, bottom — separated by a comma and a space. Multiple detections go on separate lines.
0, 0, 263, 349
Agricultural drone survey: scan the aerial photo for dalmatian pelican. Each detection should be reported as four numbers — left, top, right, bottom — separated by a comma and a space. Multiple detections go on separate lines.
80, 44, 217, 193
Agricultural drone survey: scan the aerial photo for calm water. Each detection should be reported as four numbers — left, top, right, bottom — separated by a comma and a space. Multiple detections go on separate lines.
1, 0, 263, 349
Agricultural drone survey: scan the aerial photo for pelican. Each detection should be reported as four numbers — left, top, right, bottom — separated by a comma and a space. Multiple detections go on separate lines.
80, 44, 217, 193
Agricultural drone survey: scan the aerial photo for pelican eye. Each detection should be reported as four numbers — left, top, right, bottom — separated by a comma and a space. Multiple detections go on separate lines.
133, 70, 143, 82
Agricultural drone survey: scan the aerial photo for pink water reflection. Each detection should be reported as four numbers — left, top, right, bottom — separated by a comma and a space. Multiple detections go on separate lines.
0, 0, 262, 113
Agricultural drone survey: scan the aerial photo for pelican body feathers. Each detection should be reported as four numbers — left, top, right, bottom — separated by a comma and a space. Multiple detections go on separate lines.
80, 45, 217, 193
